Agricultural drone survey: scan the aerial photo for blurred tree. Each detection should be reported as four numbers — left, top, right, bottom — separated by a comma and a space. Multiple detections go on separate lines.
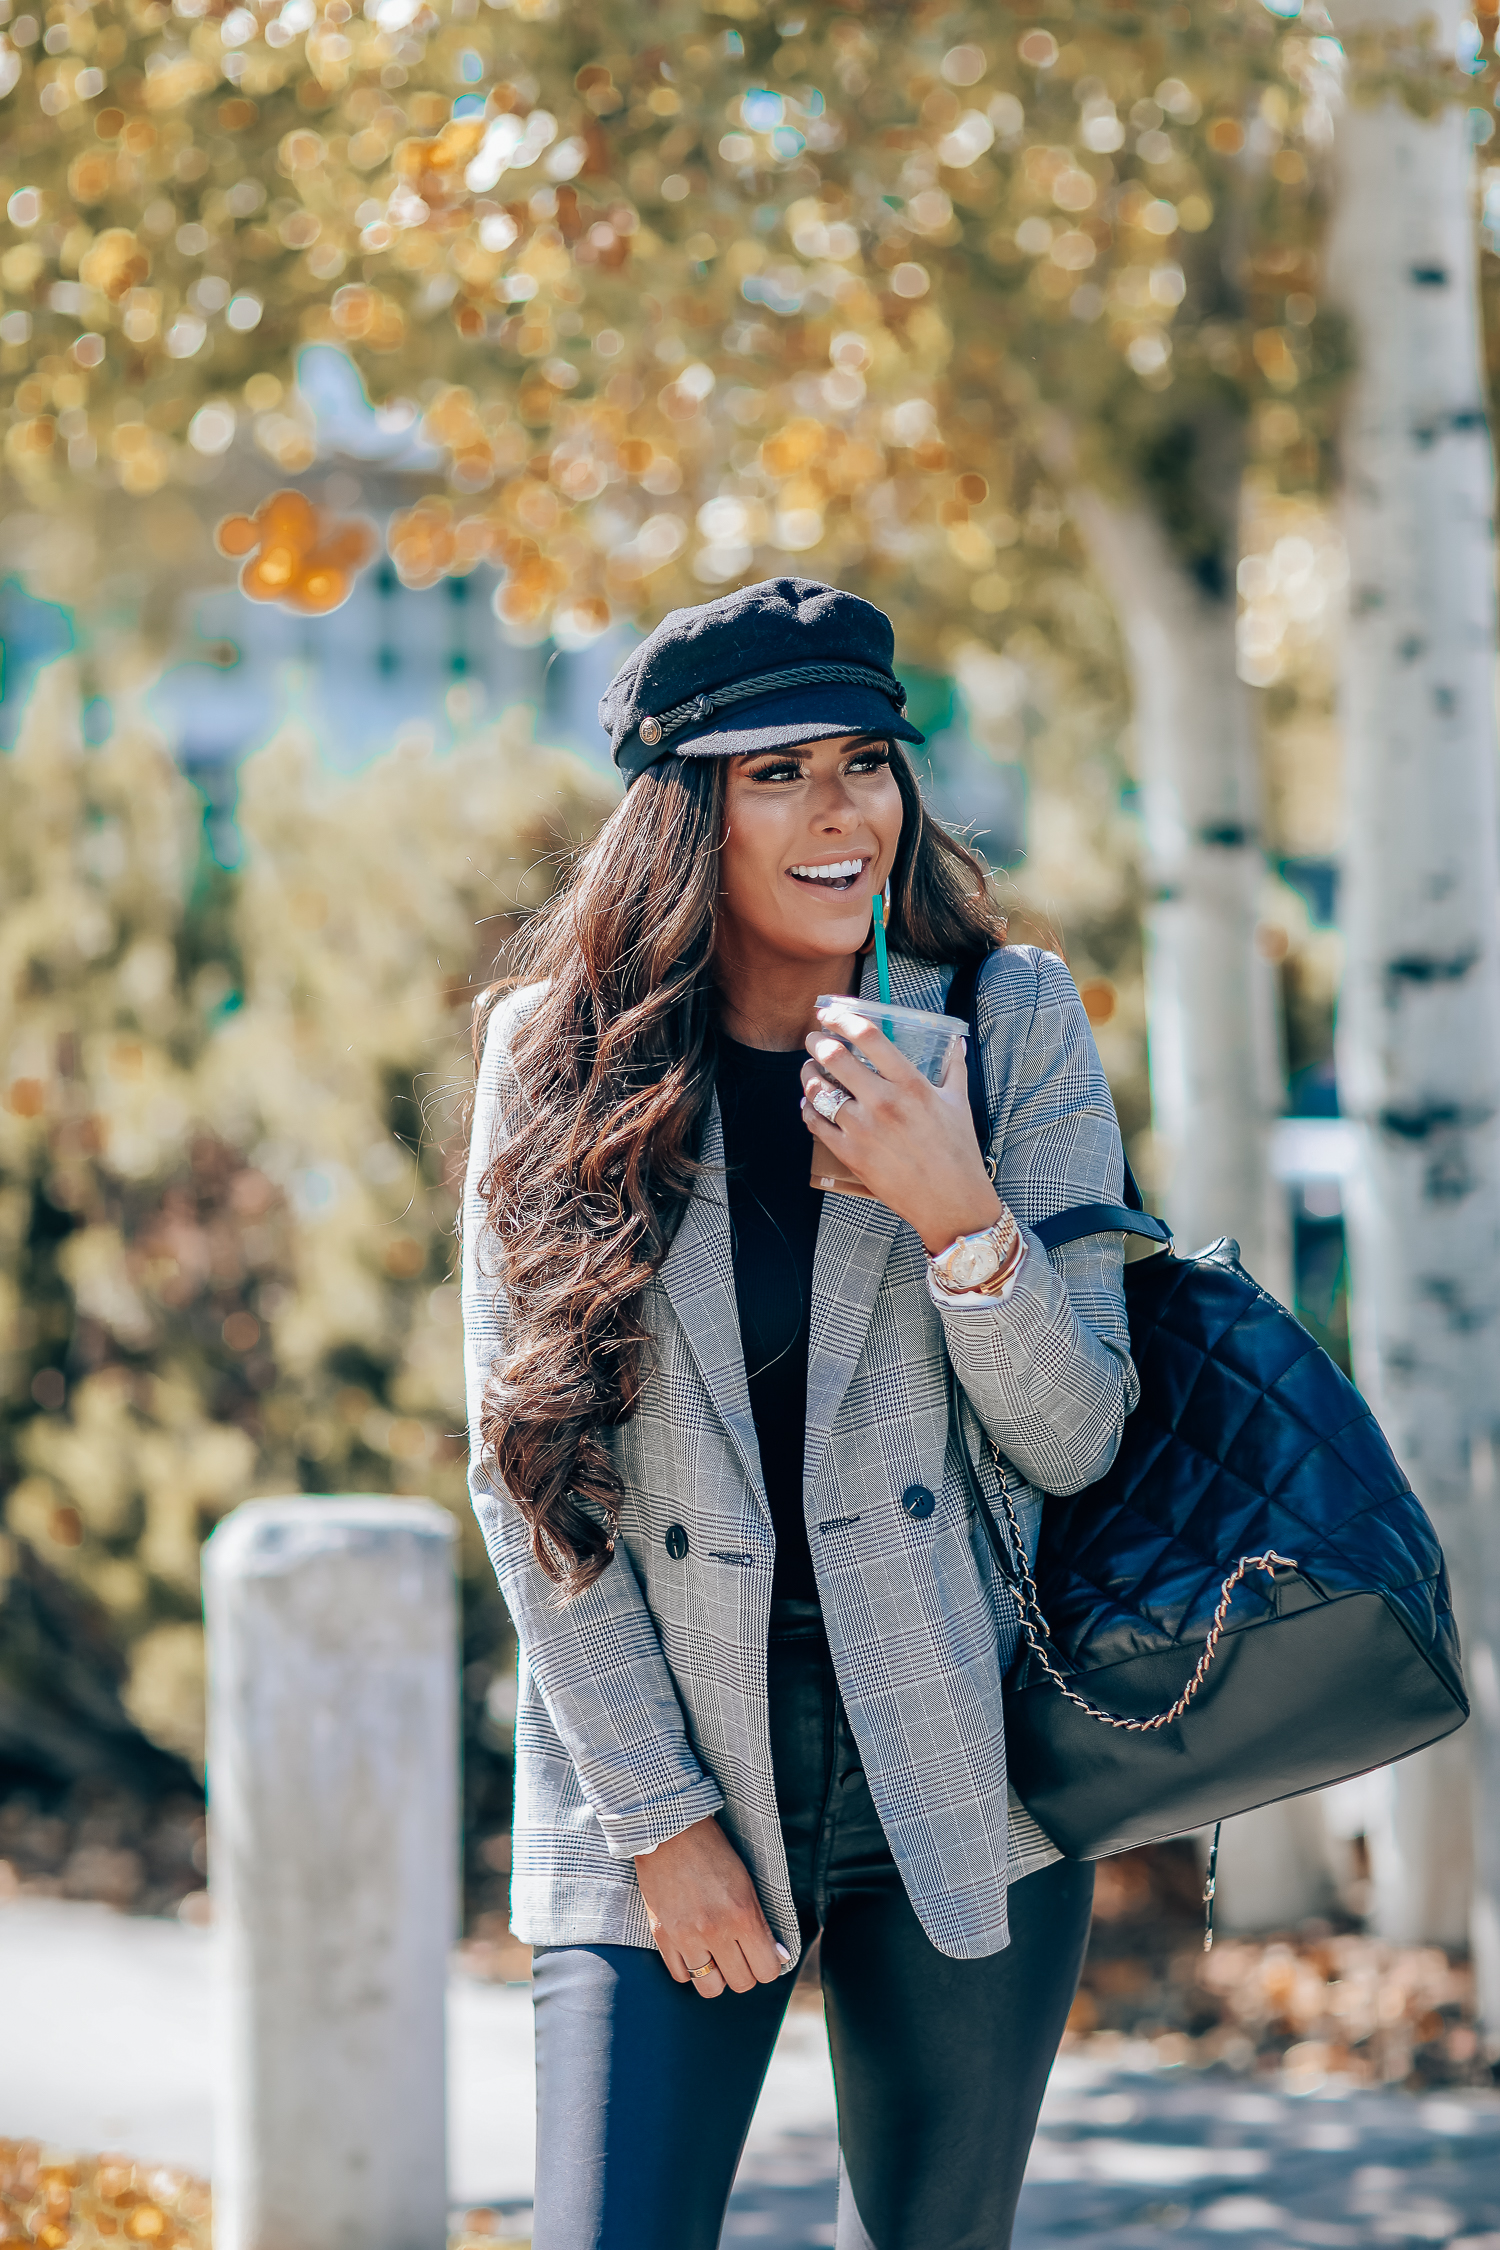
1325, 0, 1500, 2004
0, 0, 1340, 1235
0, 648, 609, 1832
977, 43, 1322, 1291
0, 1, 1332, 618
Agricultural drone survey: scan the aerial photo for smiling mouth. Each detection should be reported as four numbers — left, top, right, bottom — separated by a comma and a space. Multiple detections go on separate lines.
787, 856, 870, 893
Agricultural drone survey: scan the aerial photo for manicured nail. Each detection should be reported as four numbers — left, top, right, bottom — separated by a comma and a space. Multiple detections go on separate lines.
775, 1942, 791, 1961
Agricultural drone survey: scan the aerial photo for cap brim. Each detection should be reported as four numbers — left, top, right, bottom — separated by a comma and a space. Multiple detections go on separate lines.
620, 684, 923, 778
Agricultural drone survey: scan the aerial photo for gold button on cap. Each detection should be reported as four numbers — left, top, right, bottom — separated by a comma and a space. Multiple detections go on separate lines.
639, 715, 663, 745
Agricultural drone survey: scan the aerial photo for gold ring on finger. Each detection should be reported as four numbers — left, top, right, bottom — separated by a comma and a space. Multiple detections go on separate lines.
688, 1959, 716, 1978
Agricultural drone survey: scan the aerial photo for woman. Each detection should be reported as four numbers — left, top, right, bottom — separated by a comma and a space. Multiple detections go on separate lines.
463, 578, 1137, 2249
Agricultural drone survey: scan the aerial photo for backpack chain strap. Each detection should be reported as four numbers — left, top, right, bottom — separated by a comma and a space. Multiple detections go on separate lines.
983, 1430, 1298, 1736
959, 974, 1296, 1737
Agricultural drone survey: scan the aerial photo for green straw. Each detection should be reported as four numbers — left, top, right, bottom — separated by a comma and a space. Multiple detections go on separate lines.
872, 885, 892, 1010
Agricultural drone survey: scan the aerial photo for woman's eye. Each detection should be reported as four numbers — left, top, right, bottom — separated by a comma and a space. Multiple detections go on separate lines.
846, 750, 890, 774
750, 760, 803, 784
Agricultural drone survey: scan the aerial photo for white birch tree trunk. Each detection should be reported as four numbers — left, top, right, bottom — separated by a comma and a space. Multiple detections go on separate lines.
1325, 0, 1500, 1993
1073, 488, 1290, 1296
1074, 490, 1325, 1929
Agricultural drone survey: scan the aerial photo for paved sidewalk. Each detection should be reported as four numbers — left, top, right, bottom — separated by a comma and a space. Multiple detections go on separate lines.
5, 1898, 1500, 2246
0, 1895, 822, 2216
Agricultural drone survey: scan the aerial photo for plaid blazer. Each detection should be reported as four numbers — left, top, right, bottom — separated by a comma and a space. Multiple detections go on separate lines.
463, 945, 1136, 1963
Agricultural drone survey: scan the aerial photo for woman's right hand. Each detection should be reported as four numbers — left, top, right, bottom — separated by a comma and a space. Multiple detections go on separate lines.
634, 1816, 790, 1997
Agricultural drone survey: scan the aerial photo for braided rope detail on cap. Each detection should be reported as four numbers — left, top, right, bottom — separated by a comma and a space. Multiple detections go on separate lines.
637, 660, 906, 748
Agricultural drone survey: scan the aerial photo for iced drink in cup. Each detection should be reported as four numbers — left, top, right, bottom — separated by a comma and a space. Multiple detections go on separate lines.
809, 997, 968, 1198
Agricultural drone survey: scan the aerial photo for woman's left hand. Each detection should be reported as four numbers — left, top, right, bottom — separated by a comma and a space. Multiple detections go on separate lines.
802, 1004, 1004, 1254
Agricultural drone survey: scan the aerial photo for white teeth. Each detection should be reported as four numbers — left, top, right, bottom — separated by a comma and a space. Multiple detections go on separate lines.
790, 859, 865, 881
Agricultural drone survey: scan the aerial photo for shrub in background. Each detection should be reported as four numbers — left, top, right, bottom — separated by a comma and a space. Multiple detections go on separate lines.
0, 656, 613, 1910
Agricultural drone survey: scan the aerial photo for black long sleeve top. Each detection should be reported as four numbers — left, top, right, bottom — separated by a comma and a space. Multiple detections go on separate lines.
716, 1033, 823, 1604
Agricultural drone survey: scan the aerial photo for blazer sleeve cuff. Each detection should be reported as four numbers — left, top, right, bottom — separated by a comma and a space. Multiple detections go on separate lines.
931, 1225, 1063, 1340
596, 1773, 726, 1861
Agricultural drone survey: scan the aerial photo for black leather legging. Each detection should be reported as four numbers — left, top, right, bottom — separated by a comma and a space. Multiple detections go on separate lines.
530, 1600, 1095, 2250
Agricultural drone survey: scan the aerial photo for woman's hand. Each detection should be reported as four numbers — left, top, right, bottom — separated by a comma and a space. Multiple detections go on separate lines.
802, 1004, 1003, 1254
634, 1816, 790, 1997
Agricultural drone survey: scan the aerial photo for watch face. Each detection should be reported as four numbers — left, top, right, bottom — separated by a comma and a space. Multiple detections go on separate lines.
949, 1233, 1001, 1287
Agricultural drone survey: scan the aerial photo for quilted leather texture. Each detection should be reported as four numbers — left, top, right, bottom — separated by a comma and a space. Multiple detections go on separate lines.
1020, 1242, 1466, 1710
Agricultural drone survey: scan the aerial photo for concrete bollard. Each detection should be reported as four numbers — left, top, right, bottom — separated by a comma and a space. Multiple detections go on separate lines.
203, 1496, 458, 2250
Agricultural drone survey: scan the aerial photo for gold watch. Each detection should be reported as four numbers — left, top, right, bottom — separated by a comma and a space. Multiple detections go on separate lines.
928, 1212, 1024, 1297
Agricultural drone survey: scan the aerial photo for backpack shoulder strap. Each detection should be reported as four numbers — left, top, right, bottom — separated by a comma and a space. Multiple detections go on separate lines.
948, 949, 1173, 1252
1031, 1202, 1171, 1250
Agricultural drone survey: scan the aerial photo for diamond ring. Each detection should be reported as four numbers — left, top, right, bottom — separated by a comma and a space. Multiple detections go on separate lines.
811, 1084, 852, 1123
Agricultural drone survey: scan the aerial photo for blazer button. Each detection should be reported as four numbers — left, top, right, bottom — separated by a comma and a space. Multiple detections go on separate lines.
665, 1524, 690, 1560
900, 1485, 936, 1520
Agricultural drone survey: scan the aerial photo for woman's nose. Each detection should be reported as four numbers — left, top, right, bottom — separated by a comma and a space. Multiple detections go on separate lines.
808, 772, 860, 825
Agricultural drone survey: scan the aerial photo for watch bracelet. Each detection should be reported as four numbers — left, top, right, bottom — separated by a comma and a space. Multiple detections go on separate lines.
929, 1207, 1023, 1296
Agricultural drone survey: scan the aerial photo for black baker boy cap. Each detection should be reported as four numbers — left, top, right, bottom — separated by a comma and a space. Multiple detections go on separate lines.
599, 576, 924, 782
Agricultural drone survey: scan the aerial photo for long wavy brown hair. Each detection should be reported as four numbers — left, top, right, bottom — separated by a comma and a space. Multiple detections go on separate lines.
473, 738, 1006, 1593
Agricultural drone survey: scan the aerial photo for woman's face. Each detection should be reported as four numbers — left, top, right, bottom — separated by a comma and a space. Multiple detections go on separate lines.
716, 734, 905, 971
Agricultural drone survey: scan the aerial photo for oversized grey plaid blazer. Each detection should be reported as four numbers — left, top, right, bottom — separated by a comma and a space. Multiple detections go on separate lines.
463, 944, 1136, 1963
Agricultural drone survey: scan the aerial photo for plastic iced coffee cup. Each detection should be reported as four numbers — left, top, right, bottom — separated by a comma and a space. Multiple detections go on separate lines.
809, 997, 968, 1198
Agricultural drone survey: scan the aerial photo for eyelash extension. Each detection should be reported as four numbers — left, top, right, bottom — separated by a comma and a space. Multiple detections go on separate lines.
749, 748, 890, 783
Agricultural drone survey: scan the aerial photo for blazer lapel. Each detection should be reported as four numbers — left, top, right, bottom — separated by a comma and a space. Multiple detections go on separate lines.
658, 1093, 768, 1509
804, 952, 953, 1493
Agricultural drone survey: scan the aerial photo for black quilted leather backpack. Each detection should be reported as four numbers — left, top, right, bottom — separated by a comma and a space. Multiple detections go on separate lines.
947, 955, 1469, 1883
